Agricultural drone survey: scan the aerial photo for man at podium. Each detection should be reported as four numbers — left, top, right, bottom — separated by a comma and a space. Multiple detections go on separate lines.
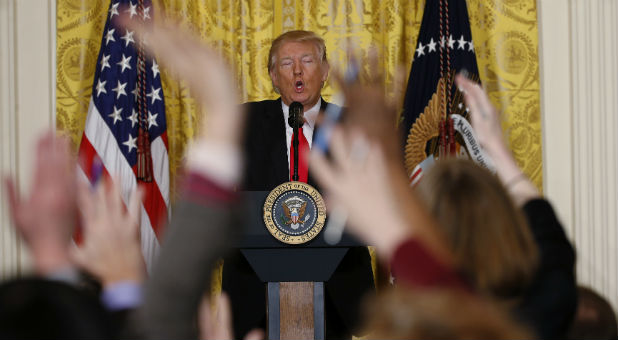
222, 30, 375, 339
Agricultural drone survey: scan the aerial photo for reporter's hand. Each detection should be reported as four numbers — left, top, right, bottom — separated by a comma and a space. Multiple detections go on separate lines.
117, 12, 243, 147
456, 74, 539, 205
73, 180, 145, 287
4, 132, 76, 275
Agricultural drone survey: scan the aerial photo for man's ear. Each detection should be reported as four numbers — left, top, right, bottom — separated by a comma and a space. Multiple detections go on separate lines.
321, 62, 330, 82
269, 69, 279, 88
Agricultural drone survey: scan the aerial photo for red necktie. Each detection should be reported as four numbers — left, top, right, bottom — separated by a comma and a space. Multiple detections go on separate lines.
290, 126, 309, 182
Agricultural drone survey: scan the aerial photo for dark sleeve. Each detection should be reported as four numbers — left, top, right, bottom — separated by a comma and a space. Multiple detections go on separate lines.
515, 198, 577, 339
137, 173, 239, 339
390, 238, 470, 291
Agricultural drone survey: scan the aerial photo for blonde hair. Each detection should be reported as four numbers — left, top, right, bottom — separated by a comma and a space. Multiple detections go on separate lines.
416, 159, 538, 302
267, 30, 328, 73
365, 288, 534, 339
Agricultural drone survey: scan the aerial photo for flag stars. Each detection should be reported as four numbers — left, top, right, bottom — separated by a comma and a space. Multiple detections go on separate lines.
152, 60, 160, 78
123, 134, 137, 153
468, 40, 475, 52
95, 79, 107, 97
121, 30, 135, 47
109, 2, 119, 19
112, 80, 127, 99
448, 35, 456, 49
416, 42, 425, 57
142, 6, 151, 20
128, 109, 139, 127
146, 86, 162, 104
125, 2, 138, 18
457, 35, 467, 50
105, 28, 116, 45
148, 111, 159, 128
108, 105, 123, 124
427, 38, 437, 53
100, 54, 111, 72
440, 36, 446, 49
117, 54, 132, 73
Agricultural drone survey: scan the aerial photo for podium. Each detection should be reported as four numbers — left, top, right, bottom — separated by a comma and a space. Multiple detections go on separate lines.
237, 191, 362, 340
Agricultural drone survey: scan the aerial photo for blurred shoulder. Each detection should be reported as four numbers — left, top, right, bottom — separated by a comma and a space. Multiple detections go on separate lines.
243, 99, 281, 115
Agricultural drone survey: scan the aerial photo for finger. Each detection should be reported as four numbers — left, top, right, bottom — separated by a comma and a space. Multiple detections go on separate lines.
328, 128, 349, 168
93, 177, 108, 221
76, 180, 95, 224
69, 244, 87, 269
244, 329, 265, 340
108, 180, 125, 220
367, 45, 382, 85
198, 294, 214, 339
215, 292, 234, 339
4, 177, 21, 224
309, 150, 339, 193
127, 186, 144, 233
390, 64, 408, 108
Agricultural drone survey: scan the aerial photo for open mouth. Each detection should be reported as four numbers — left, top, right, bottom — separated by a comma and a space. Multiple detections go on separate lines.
295, 80, 304, 92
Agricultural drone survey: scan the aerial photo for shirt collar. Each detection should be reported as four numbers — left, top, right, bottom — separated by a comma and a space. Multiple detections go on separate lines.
282, 98, 322, 130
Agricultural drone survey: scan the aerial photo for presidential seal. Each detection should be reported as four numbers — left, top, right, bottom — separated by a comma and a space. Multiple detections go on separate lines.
263, 181, 326, 245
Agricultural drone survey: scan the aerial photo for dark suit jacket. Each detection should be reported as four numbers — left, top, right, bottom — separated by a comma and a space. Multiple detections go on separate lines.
224, 98, 375, 339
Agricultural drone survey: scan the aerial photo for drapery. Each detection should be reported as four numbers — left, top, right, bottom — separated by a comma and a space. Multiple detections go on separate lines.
56, 0, 542, 294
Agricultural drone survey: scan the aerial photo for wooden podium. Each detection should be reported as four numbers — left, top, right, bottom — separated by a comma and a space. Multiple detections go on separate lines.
237, 192, 362, 340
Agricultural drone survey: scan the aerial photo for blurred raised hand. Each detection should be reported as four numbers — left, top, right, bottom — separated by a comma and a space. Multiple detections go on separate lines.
310, 128, 452, 264
4, 132, 76, 275
72, 180, 145, 287
117, 11, 243, 147
455, 74, 539, 205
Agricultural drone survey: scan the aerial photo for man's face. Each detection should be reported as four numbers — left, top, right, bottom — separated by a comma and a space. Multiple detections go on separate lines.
270, 41, 329, 110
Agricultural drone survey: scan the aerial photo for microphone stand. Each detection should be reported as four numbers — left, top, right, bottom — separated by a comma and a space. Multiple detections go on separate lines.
289, 102, 303, 182
293, 123, 299, 181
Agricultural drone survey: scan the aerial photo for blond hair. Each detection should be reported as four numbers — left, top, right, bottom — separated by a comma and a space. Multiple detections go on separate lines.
416, 159, 538, 302
365, 288, 534, 339
267, 30, 328, 72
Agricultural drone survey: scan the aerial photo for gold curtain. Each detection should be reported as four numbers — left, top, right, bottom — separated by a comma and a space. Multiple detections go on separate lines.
56, 0, 542, 294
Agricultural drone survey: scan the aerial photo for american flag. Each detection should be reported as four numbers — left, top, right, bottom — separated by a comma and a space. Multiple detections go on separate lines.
77, 0, 169, 272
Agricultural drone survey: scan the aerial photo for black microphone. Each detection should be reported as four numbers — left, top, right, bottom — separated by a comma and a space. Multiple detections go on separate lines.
288, 102, 303, 181
288, 101, 304, 129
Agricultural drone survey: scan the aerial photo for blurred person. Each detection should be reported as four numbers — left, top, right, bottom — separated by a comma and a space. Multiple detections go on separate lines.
225, 30, 375, 339
566, 286, 618, 340
364, 288, 533, 339
415, 158, 539, 304
2, 133, 123, 338
456, 75, 577, 339
118, 13, 261, 339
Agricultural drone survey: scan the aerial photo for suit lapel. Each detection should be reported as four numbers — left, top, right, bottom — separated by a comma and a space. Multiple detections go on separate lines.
267, 98, 290, 187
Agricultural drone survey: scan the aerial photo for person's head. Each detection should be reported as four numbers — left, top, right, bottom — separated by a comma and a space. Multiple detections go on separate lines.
416, 159, 538, 302
364, 287, 534, 339
0, 278, 113, 339
268, 30, 329, 110
567, 286, 618, 340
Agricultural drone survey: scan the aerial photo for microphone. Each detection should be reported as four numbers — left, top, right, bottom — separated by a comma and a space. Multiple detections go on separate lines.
288, 102, 303, 181
288, 101, 304, 129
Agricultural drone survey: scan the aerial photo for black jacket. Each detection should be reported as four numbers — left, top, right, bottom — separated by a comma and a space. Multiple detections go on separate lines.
224, 98, 375, 339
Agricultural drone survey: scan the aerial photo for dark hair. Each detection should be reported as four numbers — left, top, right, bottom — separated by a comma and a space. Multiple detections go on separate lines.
0, 278, 113, 339
567, 286, 618, 340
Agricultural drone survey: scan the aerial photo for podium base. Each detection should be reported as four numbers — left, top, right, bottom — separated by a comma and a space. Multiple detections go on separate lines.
267, 282, 324, 340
